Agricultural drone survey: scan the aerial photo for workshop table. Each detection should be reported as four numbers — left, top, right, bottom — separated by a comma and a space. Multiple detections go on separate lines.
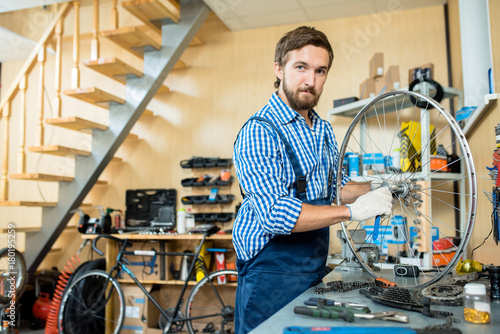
250, 270, 500, 333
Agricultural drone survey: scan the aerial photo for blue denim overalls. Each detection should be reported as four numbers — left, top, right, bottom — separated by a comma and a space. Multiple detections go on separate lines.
235, 116, 332, 333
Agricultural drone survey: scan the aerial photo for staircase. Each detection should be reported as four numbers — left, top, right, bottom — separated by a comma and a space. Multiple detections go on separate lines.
0, 0, 210, 277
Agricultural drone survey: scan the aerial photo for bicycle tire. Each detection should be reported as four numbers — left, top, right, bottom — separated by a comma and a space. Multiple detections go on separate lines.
336, 90, 477, 289
58, 270, 125, 334
185, 269, 238, 334
0, 247, 27, 305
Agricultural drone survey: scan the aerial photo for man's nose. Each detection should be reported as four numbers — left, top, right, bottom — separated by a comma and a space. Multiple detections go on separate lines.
304, 70, 316, 86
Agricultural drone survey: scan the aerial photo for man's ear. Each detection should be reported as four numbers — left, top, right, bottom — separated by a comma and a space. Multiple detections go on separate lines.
274, 62, 283, 81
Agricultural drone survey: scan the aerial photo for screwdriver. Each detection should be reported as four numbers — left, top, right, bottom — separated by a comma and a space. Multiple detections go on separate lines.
375, 277, 398, 288
293, 306, 355, 322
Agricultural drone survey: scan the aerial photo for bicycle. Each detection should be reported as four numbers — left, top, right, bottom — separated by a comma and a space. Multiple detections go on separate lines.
57, 224, 238, 334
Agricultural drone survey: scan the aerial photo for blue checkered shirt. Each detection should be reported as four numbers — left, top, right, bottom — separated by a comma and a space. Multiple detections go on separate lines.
233, 92, 350, 261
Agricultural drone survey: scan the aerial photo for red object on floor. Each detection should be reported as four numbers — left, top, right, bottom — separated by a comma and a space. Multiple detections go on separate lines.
33, 292, 51, 321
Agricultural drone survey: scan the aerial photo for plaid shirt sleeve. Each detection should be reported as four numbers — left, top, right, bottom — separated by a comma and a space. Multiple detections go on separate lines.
234, 120, 302, 235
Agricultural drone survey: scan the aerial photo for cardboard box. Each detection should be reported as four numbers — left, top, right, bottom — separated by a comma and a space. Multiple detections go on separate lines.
121, 284, 153, 334
385, 65, 401, 91
375, 65, 401, 95
359, 78, 376, 99
369, 53, 384, 78
408, 63, 434, 85
375, 77, 385, 95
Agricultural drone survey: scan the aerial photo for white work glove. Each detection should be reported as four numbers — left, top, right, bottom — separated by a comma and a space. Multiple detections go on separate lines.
346, 187, 393, 221
370, 178, 384, 191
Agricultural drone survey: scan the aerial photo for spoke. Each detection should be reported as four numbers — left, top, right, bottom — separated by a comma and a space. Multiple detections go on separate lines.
419, 188, 469, 216
406, 122, 451, 180
420, 175, 469, 191
397, 198, 436, 279
422, 188, 470, 196
414, 207, 462, 236
388, 94, 405, 158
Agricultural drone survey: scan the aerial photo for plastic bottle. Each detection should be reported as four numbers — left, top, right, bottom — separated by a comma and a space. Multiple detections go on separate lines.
391, 148, 401, 170
176, 208, 186, 234
463, 283, 490, 324
186, 208, 195, 232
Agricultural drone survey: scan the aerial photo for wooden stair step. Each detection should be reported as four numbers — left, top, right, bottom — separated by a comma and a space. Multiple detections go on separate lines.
9, 173, 107, 186
46, 116, 108, 133
10, 173, 73, 182
64, 87, 125, 109
122, 0, 202, 45
83, 57, 176, 92
28, 145, 91, 157
101, 25, 161, 59
0, 232, 25, 252
122, 0, 179, 33
83, 57, 143, 84
0, 226, 40, 233
127, 133, 139, 141
142, 109, 154, 117
0, 201, 57, 207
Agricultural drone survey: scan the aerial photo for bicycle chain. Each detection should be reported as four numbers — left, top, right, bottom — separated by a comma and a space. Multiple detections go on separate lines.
314, 280, 374, 293
420, 316, 461, 331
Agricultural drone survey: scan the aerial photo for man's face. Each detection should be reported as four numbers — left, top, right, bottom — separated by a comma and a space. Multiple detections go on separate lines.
275, 45, 330, 113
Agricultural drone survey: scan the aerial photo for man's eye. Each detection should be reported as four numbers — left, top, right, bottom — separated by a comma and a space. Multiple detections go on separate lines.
297, 66, 304, 70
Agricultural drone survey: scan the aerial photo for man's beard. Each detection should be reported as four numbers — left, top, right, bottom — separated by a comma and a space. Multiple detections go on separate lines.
283, 78, 321, 112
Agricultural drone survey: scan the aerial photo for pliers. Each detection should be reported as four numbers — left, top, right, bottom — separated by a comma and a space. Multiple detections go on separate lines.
355, 311, 409, 323
294, 298, 371, 322
304, 297, 368, 309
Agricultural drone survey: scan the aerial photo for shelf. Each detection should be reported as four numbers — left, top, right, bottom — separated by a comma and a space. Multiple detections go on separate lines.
81, 233, 232, 240
328, 86, 463, 119
462, 93, 499, 136
117, 278, 237, 286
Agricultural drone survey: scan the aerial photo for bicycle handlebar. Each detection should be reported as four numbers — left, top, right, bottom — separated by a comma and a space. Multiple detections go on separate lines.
92, 234, 130, 256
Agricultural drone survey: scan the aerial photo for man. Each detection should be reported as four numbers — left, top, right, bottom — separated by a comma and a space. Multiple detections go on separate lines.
232, 26, 392, 333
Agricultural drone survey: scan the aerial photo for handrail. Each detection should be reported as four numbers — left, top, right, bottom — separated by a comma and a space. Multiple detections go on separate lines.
0, 1, 73, 200
0, 2, 72, 113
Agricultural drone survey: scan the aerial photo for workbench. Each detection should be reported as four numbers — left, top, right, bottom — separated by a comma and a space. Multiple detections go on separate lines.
250, 270, 500, 333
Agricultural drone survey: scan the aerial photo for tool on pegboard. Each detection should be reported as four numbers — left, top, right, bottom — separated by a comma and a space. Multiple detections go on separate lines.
491, 123, 500, 244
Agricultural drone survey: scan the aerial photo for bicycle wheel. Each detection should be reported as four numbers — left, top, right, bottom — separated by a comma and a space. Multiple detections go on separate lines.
58, 270, 125, 334
335, 90, 477, 288
185, 269, 238, 334
0, 247, 27, 305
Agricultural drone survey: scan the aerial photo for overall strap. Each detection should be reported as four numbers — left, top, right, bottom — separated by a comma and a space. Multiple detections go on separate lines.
235, 116, 308, 202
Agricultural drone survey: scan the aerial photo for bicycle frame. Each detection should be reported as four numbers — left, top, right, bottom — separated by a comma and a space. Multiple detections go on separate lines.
93, 231, 229, 333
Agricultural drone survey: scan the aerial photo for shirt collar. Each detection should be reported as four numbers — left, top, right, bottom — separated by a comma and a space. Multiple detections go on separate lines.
269, 92, 321, 126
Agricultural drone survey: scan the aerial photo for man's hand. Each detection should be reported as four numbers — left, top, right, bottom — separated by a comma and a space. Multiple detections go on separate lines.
346, 187, 392, 221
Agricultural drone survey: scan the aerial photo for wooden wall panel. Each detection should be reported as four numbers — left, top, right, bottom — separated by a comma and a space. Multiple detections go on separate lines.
462, 0, 500, 265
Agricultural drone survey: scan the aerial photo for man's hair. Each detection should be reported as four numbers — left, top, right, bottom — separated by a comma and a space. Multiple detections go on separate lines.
274, 26, 334, 89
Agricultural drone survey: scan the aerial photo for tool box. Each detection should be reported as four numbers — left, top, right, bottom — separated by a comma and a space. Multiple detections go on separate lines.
125, 188, 176, 229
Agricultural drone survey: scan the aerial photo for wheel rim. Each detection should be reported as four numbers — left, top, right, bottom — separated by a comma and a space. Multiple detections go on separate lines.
335, 90, 477, 288
186, 270, 237, 334
59, 271, 124, 334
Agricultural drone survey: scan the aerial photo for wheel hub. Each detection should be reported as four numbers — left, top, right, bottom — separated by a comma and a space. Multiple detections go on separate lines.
221, 305, 235, 321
